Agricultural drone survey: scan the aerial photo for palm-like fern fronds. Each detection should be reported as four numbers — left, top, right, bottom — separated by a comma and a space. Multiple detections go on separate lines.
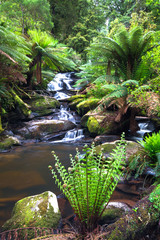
49, 135, 126, 235
88, 26, 155, 80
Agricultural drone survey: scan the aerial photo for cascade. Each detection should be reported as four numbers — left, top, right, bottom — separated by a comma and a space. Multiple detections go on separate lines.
47, 72, 74, 100
62, 129, 84, 142
58, 105, 76, 124
128, 120, 155, 141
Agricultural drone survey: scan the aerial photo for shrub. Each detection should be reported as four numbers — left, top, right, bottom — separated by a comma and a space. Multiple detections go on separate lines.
139, 131, 160, 163
48, 134, 126, 237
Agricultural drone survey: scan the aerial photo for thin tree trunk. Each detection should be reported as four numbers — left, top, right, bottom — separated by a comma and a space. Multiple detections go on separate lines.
36, 56, 42, 84
107, 61, 111, 75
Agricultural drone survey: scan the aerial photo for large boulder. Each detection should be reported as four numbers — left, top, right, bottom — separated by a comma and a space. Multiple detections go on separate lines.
95, 140, 142, 161
16, 119, 76, 139
81, 110, 129, 136
2, 191, 61, 231
26, 93, 60, 116
76, 98, 99, 115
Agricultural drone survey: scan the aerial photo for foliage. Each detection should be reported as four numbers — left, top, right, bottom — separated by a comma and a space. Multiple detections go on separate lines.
125, 149, 150, 179
149, 184, 160, 209
139, 131, 160, 163
0, 26, 31, 68
88, 25, 155, 80
27, 29, 76, 85
0, 0, 53, 34
48, 134, 126, 236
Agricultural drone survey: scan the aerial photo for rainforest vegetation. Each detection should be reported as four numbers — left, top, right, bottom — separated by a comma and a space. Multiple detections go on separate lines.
0, 0, 160, 239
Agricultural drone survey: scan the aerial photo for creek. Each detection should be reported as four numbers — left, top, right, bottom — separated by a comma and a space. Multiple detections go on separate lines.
0, 73, 155, 228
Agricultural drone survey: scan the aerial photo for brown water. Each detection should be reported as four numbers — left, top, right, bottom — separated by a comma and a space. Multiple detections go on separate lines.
0, 142, 83, 227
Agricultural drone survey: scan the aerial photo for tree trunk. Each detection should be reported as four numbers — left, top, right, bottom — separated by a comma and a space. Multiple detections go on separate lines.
36, 56, 42, 84
107, 61, 111, 75
97, 185, 160, 240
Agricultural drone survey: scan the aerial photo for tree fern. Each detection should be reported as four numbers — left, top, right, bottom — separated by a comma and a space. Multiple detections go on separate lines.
49, 134, 126, 235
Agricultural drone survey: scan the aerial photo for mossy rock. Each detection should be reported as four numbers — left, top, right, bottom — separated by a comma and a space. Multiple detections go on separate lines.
0, 135, 21, 151
2, 191, 61, 232
95, 140, 141, 160
76, 98, 99, 115
27, 94, 60, 115
100, 206, 125, 225
87, 116, 105, 135
81, 110, 130, 136
68, 98, 85, 111
67, 94, 86, 102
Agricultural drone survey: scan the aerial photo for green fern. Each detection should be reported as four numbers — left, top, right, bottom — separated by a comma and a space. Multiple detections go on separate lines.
48, 133, 126, 235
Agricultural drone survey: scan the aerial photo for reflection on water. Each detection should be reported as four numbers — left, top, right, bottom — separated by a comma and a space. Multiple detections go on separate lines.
0, 142, 83, 227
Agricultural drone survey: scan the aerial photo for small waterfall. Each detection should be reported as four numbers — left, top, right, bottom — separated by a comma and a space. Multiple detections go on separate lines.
129, 120, 155, 141
58, 105, 76, 124
47, 73, 74, 100
63, 129, 84, 141
52, 129, 84, 143
47, 73, 63, 91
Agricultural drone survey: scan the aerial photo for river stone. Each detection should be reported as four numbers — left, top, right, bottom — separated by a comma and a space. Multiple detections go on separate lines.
95, 140, 142, 160
76, 98, 100, 115
2, 191, 61, 231
17, 120, 76, 139
81, 110, 129, 136
0, 135, 21, 151
26, 94, 60, 116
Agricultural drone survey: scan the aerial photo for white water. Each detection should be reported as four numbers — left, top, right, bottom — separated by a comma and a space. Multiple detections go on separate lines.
63, 129, 84, 141
58, 105, 76, 124
52, 129, 84, 143
129, 121, 155, 141
47, 73, 74, 100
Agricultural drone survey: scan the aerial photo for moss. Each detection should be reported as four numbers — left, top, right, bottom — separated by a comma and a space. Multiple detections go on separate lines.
76, 98, 99, 115
67, 94, 86, 102
69, 98, 85, 110
2, 192, 61, 231
100, 207, 124, 224
29, 95, 60, 113
87, 116, 104, 135
0, 136, 20, 150
149, 184, 160, 211
11, 89, 31, 117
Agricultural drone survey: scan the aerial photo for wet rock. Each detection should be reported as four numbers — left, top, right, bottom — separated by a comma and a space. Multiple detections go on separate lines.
95, 140, 142, 161
94, 135, 121, 145
16, 119, 76, 140
76, 98, 99, 115
2, 191, 61, 231
81, 110, 129, 136
0, 135, 21, 151
26, 93, 60, 116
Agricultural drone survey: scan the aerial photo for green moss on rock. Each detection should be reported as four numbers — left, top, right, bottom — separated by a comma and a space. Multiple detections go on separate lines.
0, 136, 20, 151
2, 191, 61, 231
87, 116, 105, 135
28, 94, 60, 115
76, 98, 99, 115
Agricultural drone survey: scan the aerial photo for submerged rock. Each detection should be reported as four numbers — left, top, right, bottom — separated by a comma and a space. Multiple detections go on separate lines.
2, 191, 61, 231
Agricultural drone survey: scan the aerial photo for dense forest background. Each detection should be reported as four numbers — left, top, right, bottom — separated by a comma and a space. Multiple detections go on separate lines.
0, 0, 160, 131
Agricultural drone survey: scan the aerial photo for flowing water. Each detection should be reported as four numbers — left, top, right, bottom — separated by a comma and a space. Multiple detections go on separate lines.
0, 73, 155, 228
